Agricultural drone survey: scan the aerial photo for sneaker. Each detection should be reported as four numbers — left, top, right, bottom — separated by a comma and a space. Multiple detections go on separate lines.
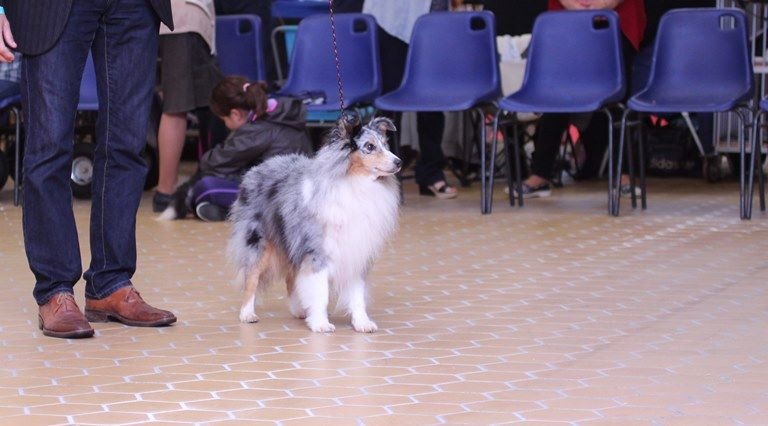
418, 181, 458, 199
620, 184, 642, 197
511, 182, 551, 198
152, 191, 173, 212
195, 202, 227, 222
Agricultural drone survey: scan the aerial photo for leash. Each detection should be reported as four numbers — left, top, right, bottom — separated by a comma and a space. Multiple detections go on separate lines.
328, 0, 346, 112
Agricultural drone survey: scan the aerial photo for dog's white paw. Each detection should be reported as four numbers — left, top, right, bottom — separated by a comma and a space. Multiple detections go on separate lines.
239, 310, 260, 323
352, 318, 378, 333
288, 299, 307, 319
307, 318, 335, 333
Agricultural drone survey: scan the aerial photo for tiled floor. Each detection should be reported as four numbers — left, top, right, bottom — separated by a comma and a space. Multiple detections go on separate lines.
2, 173, 768, 425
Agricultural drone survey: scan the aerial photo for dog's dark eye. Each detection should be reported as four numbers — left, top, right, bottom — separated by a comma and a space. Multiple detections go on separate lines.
363, 142, 376, 153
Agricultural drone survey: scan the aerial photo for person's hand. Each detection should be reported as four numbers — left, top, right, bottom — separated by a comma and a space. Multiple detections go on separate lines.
558, 0, 623, 10
0, 14, 17, 62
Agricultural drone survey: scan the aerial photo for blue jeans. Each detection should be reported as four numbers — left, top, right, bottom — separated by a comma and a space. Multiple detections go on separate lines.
21, 0, 160, 305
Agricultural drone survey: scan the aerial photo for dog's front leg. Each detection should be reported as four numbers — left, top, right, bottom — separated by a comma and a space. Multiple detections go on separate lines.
295, 266, 335, 333
347, 278, 377, 333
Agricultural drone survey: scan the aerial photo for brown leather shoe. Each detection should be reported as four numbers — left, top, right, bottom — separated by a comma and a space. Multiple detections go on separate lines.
85, 286, 177, 327
38, 292, 95, 338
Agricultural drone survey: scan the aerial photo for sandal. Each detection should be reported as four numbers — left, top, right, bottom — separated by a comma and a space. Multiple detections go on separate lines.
419, 181, 458, 199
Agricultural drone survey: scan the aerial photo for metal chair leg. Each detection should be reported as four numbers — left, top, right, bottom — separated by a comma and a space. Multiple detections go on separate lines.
512, 118, 524, 207
478, 108, 489, 214
609, 108, 625, 216
626, 117, 637, 210
740, 109, 749, 219
501, 120, 515, 207
752, 110, 766, 214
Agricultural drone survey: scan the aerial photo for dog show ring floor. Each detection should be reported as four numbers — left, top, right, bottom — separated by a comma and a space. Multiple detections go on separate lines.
1, 174, 768, 425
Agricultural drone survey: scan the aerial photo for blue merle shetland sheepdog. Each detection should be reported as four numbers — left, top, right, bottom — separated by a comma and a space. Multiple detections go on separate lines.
227, 112, 401, 332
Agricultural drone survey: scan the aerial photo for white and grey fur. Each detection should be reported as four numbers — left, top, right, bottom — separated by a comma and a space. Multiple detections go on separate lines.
227, 113, 401, 332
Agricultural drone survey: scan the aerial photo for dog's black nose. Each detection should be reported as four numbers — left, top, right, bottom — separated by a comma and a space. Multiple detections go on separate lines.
393, 157, 402, 168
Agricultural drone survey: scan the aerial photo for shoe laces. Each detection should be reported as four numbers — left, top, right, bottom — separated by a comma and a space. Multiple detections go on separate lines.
123, 287, 144, 303
54, 293, 78, 314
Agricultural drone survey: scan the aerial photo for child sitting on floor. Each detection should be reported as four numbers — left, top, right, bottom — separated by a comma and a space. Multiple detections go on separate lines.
158, 75, 312, 221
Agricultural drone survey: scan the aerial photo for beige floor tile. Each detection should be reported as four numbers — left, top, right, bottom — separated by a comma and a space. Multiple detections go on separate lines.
0, 415, 69, 426
71, 412, 150, 425
3, 176, 768, 423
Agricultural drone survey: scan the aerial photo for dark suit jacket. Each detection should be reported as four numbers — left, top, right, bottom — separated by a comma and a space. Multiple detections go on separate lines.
1, 0, 173, 55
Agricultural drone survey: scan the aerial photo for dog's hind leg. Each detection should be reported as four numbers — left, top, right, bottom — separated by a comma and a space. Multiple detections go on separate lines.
346, 277, 378, 333
239, 246, 273, 323
239, 270, 261, 323
294, 263, 334, 333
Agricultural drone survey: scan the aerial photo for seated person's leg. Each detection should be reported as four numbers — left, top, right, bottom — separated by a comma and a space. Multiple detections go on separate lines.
521, 113, 570, 197
580, 112, 638, 195
415, 111, 457, 199
192, 176, 239, 221
577, 112, 609, 181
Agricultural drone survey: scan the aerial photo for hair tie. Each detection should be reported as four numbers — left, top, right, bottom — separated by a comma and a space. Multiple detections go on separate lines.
242, 83, 251, 92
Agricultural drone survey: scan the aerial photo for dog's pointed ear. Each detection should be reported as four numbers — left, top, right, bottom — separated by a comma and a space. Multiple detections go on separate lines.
368, 117, 396, 135
337, 110, 362, 140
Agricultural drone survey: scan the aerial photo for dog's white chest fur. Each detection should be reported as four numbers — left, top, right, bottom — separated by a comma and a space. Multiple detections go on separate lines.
311, 175, 399, 281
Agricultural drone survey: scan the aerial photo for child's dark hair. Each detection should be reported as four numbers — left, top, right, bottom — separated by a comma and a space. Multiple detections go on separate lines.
210, 76, 268, 118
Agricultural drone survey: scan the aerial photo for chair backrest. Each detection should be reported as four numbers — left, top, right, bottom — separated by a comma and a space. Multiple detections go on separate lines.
520, 10, 625, 105
271, 25, 299, 83
397, 11, 500, 103
216, 14, 267, 82
642, 8, 752, 100
78, 54, 98, 111
279, 13, 381, 109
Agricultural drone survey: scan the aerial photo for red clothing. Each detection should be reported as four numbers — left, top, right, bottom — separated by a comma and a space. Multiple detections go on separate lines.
548, 0, 647, 50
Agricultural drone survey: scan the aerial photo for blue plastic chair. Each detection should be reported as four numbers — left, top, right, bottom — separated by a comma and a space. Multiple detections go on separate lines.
216, 14, 267, 82
278, 13, 381, 124
373, 11, 501, 214
490, 10, 625, 215
617, 8, 754, 218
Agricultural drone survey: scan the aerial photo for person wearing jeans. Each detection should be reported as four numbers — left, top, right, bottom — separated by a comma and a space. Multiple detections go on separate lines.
0, 0, 178, 338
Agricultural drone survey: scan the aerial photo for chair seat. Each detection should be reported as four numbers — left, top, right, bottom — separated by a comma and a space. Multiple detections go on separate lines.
628, 86, 752, 113
499, 88, 621, 113
304, 92, 378, 111
374, 87, 498, 112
